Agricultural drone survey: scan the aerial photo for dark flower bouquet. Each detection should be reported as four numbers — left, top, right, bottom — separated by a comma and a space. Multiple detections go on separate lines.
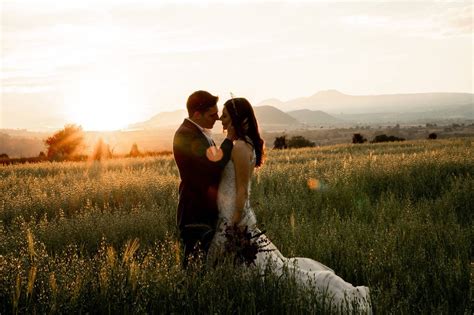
223, 223, 273, 266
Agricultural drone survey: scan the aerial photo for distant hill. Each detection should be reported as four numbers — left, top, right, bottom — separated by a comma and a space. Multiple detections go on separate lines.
128, 92, 474, 130
287, 109, 344, 126
129, 105, 300, 130
258, 90, 474, 114
335, 103, 474, 124
253, 106, 299, 126
0, 132, 47, 157
128, 110, 187, 129
256, 98, 286, 109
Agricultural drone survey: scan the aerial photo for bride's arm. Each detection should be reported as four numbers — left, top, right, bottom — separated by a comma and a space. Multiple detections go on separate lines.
231, 140, 253, 226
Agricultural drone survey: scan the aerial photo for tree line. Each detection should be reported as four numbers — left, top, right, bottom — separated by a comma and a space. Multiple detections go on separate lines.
1, 124, 442, 164
0, 124, 168, 165
272, 132, 438, 149
351, 132, 437, 144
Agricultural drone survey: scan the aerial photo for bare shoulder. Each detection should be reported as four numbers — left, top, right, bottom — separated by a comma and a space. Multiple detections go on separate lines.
232, 140, 253, 159
234, 139, 253, 151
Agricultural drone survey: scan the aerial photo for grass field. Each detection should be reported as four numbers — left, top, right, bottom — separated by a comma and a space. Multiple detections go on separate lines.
0, 138, 472, 313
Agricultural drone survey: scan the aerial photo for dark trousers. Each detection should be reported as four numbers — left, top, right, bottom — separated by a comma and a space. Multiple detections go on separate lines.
180, 224, 215, 268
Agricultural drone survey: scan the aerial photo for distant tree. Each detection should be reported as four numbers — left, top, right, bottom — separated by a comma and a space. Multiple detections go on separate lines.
0, 153, 9, 159
129, 143, 141, 157
38, 151, 46, 158
428, 133, 437, 140
371, 134, 405, 143
92, 138, 113, 161
288, 136, 315, 148
44, 124, 84, 160
352, 133, 367, 144
273, 136, 287, 149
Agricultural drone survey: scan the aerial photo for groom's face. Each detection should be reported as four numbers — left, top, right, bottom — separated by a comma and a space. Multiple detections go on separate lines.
199, 105, 219, 129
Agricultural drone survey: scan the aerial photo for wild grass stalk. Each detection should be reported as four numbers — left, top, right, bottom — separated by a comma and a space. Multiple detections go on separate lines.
0, 138, 471, 313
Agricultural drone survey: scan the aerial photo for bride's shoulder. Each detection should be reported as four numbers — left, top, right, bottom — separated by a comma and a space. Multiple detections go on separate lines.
232, 139, 253, 158
233, 139, 253, 150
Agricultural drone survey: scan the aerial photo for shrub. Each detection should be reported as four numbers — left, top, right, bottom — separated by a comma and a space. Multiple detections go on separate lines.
352, 133, 367, 144
129, 143, 141, 157
273, 136, 287, 149
288, 136, 315, 148
371, 134, 405, 143
91, 138, 113, 161
44, 124, 85, 161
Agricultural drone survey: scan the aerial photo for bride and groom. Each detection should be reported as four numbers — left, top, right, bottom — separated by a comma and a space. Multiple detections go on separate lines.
173, 90, 372, 313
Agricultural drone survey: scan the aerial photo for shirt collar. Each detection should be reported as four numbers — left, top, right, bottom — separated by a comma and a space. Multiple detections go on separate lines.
186, 118, 214, 147
186, 118, 213, 137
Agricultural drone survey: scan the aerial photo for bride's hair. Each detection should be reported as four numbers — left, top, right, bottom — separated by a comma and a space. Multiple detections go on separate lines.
223, 97, 265, 167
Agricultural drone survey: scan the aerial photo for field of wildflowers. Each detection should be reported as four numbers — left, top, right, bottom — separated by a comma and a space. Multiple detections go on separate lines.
0, 138, 472, 313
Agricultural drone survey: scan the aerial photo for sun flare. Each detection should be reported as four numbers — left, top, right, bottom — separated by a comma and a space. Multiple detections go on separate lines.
64, 75, 139, 131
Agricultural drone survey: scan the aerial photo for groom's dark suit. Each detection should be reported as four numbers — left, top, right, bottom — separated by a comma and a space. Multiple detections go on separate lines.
173, 119, 233, 263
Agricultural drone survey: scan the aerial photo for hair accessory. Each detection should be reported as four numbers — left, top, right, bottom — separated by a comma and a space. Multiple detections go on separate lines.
230, 92, 238, 117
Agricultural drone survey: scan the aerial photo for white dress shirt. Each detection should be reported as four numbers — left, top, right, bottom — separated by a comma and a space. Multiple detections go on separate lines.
186, 118, 215, 147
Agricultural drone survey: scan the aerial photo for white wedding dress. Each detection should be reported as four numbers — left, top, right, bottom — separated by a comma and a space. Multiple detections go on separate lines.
210, 151, 372, 314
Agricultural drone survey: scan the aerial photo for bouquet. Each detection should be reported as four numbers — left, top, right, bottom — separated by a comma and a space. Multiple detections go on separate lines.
223, 223, 273, 266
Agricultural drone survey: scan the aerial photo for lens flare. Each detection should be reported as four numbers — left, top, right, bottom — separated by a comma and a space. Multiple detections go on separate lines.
307, 178, 321, 190
206, 146, 223, 162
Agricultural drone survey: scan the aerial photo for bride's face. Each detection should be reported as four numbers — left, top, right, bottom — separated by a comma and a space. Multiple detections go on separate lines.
220, 107, 232, 130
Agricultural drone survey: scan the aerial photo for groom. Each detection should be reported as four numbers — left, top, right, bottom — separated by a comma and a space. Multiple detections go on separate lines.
173, 90, 234, 267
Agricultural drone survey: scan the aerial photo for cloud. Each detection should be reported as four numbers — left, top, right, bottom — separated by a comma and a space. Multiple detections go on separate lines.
2, 86, 56, 94
340, 3, 472, 38
2, 0, 472, 102
2, 0, 280, 83
340, 14, 402, 30
433, 3, 473, 36
340, 14, 430, 37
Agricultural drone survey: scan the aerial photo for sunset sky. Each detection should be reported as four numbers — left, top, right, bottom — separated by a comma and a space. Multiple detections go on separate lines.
1, 0, 473, 131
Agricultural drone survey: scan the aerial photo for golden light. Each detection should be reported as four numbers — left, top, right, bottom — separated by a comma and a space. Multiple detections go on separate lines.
64, 74, 139, 131
206, 146, 223, 162
307, 178, 321, 190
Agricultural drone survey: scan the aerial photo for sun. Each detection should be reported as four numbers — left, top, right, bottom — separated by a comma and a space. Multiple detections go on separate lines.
64, 75, 138, 131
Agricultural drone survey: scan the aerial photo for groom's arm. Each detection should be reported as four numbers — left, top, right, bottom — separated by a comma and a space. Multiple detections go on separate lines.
218, 138, 233, 167
173, 129, 233, 184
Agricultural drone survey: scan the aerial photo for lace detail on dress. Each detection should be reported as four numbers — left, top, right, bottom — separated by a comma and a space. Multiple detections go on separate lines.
210, 144, 372, 313
217, 148, 256, 227
209, 149, 257, 262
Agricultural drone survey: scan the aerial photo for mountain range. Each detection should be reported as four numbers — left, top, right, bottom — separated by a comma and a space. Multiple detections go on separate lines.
2, 90, 473, 157
130, 90, 473, 129
257, 90, 473, 113
128, 106, 303, 130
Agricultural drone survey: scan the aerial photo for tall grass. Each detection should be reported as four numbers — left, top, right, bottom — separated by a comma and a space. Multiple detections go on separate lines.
0, 138, 472, 313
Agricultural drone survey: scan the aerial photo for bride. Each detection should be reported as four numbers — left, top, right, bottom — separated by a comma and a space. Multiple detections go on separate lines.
209, 97, 372, 313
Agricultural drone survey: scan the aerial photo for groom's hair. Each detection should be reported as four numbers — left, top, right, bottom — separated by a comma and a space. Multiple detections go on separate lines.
186, 90, 219, 117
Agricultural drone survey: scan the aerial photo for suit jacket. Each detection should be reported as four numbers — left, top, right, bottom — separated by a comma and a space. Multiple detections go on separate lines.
173, 119, 233, 231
